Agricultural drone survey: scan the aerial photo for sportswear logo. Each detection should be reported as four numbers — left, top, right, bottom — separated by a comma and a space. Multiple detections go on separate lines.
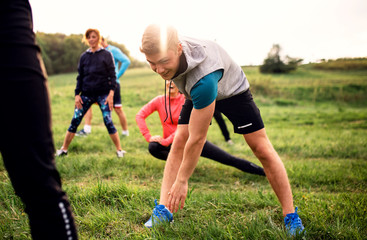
238, 123, 252, 129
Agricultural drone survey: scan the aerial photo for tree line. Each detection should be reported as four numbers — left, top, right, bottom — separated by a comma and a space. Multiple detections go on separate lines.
312, 57, 367, 71
36, 32, 147, 75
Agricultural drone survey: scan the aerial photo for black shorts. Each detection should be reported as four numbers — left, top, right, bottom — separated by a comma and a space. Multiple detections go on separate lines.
178, 89, 264, 134
113, 83, 122, 107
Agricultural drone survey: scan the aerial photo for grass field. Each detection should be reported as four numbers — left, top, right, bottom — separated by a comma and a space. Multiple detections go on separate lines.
1, 66, 366, 239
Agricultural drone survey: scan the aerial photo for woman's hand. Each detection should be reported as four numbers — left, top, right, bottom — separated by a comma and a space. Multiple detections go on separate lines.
105, 90, 114, 111
149, 135, 163, 143
75, 95, 83, 109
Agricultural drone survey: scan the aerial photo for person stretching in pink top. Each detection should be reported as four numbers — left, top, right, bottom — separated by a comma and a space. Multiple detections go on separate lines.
136, 80, 265, 176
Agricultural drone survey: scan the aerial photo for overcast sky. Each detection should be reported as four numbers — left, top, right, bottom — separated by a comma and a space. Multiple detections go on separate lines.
29, 0, 367, 66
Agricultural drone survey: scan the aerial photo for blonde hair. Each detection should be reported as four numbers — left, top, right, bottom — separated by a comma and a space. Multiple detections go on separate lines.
82, 28, 101, 45
140, 24, 179, 55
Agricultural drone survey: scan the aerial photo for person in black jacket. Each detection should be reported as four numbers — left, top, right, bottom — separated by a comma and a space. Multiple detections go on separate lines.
56, 29, 126, 158
0, 0, 78, 239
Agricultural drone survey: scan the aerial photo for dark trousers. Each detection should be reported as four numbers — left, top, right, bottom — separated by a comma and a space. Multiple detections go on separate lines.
148, 141, 265, 176
0, 0, 78, 239
213, 109, 231, 141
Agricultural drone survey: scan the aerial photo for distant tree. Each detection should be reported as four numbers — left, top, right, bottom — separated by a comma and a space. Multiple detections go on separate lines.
36, 32, 80, 74
60, 34, 86, 72
260, 44, 302, 73
35, 32, 147, 75
36, 35, 54, 74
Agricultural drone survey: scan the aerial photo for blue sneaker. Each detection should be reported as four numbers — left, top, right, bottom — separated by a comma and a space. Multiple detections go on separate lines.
284, 207, 305, 236
144, 199, 173, 228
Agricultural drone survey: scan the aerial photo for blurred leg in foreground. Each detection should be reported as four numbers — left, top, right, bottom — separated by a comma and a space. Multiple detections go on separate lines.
0, 0, 78, 239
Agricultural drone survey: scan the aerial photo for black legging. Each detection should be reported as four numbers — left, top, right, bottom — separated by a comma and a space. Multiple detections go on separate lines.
213, 109, 231, 141
0, 1, 78, 239
148, 141, 265, 176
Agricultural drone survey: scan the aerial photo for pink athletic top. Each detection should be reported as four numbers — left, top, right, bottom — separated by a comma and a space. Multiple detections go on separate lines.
136, 94, 186, 147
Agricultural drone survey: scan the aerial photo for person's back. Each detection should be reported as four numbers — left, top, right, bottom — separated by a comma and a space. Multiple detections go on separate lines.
172, 36, 249, 101
104, 43, 131, 81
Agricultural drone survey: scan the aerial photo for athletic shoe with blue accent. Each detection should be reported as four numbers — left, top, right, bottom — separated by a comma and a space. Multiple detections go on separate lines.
284, 207, 305, 236
144, 199, 173, 228
75, 129, 89, 137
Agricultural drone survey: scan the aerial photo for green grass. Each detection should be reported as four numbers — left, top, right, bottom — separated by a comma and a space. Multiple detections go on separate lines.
1, 66, 367, 239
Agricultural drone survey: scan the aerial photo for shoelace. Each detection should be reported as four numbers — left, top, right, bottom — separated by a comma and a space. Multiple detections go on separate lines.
152, 199, 165, 218
291, 207, 300, 221
286, 207, 303, 227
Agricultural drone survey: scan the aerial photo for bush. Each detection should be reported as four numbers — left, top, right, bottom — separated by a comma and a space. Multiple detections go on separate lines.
260, 44, 302, 74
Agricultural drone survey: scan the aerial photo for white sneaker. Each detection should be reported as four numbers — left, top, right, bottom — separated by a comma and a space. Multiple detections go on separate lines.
116, 150, 127, 158
226, 139, 234, 145
56, 149, 67, 157
122, 130, 129, 137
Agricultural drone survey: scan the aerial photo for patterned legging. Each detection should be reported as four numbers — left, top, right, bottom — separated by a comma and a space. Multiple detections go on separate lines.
67, 94, 117, 134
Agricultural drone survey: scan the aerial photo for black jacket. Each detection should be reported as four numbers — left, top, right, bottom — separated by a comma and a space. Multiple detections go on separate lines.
75, 48, 116, 96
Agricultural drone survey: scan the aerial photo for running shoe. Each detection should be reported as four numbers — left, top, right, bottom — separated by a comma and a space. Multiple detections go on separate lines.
121, 130, 129, 137
284, 207, 305, 236
144, 199, 173, 228
76, 129, 89, 137
116, 150, 127, 158
55, 149, 67, 157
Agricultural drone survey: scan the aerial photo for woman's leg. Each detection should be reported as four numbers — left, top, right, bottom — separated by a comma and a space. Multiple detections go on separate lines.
60, 131, 75, 151
97, 94, 122, 151
61, 95, 94, 150
1, 2, 78, 235
109, 132, 122, 151
200, 141, 265, 176
213, 109, 231, 141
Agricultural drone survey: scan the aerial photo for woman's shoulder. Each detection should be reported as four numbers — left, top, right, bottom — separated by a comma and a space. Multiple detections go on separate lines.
94, 48, 106, 54
80, 50, 88, 57
151, 95, 165, 103
99, 49, 114, 58
78, 51, 89, 63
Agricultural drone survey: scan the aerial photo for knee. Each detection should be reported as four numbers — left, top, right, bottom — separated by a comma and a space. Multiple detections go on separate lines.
148, 142, 168, 160
148, 142, 160, 155
114, 107, 122, 114
173, 132, 189, 147
103, 116, 116, 134
250, 142, 275, 162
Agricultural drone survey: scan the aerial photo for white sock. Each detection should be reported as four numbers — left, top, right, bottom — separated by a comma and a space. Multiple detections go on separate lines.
84, 125, 92, 133
122, 130, 129, 136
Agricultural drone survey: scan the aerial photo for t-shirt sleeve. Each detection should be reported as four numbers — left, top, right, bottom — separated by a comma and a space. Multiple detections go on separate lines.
190, 69, 223, 109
